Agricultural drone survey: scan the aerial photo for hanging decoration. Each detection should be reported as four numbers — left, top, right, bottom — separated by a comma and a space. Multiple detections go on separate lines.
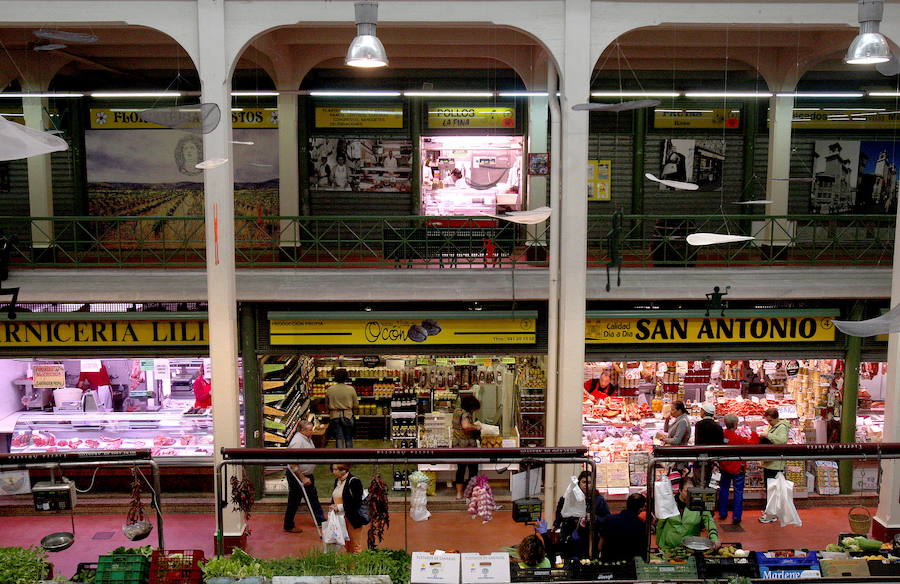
571, 99, 661, 112
0, 115, 68, 161
139, 103, 221, 134
605, 210, 624, 292
465, 475, 496, 523
686, 233, 755, 246
195, 158, 228, 170
485, 206, 551, 224
645, 172, 698, 191
732, 200, 772, 205
366, 474, 390, 549
123, 467, 153, 541
33, 29, 99, 44
832, 305, 900, 337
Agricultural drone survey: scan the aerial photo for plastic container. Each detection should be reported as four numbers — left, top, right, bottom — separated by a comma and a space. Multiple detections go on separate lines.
149, 550, 204, 584
72, 562, 99, 583
571, 559, 636, 581
509, 563, 571, 582
634, 556, 697, 580
754, 551, 820, 579
95, 554, 149, 584
696, 543, 757, 579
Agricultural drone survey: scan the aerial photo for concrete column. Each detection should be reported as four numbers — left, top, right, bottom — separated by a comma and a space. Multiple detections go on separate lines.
764, 93, 795, 247
22, 94, 54, 249
874, 209, 900, 541
198, 0, 244, 541
277, 92, 300, 248
556, 0, 591, 469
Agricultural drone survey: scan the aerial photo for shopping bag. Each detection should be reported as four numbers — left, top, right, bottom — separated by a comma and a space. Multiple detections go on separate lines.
322, 510, 349, 545
410, 481, 431, 522
510, 468, 542, 501
776, 473, 802, 527
764, 475, 782, 519
654, 476, 680, 520
560, 476, 586, 518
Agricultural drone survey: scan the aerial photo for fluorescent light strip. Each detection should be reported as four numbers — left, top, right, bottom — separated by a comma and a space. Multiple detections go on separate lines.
310, 91, 401, 97
684, 92, 772, 98
338, 109, 403, 115
231, 91, 279, 97
0, 112, 24, 117
821, 107, 886, 111
403, 91, 494, 97
776, 92, 864, 98
868, 92, 900, 97
591, 91, 680, 97
91, 91, 183, 98
0, 92, 84, 98
498, 91, 549, 97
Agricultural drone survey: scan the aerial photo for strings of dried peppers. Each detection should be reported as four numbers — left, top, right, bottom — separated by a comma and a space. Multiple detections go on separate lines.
230, 473, 255, 535
367, 474, 390, 549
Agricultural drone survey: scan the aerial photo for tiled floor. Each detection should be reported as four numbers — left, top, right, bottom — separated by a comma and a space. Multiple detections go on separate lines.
0, 504, 869, 580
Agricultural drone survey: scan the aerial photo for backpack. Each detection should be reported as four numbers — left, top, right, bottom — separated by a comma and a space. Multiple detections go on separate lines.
354, 476, 371, 524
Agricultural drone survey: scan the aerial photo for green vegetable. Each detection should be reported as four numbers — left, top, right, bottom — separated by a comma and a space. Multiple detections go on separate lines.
111, 545, 154, 558
825, 544, 843, 553
0, 546, 51, 584
856, 537, 885, 552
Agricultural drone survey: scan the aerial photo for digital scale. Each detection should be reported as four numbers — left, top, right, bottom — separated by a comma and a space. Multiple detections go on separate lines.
32, 478, 77, 512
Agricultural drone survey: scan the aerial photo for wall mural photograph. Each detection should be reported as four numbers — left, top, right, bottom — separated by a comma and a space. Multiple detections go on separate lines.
810, 140, 897, 214
659, 138, 726, 191
86, 127, 279, 246
309, 137, 412, 193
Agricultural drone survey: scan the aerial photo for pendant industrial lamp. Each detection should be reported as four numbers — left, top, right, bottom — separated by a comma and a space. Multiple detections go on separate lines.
346, 1, 388, 68
845, 0, 892, 65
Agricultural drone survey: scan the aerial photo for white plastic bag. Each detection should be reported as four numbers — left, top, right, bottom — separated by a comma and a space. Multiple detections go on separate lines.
322, 510, 349, 545
654, 476, 680, 519
765, 473, 802, 527
410, 481, 431, 522
479, 423, 501, 436
560, 476, 586, 518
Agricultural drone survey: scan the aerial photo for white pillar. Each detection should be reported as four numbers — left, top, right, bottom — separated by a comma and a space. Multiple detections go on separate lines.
198, 0, 244, 540
874, 206, 900, 540
22, 95, 53, 249
764, 93, 796, 245
555, 0, 591, 479
277, 92, 300, 247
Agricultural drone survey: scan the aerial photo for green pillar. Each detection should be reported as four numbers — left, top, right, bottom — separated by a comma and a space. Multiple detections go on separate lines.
631, 109, 646, 215
239, 303, 264, 496
410, 99, 423, 214
297, 95, 310, 216
839, 301, 864, 494
740, 100, 759, 209
70, 97, 89, 216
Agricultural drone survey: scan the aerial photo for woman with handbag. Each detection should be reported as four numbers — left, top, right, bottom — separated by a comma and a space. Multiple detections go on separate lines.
330, 464, 368, 553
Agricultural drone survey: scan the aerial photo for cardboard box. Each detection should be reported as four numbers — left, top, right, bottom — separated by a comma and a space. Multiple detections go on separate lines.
411, 553, 461, 584
460, 553, 510, 584
820, 559, 870, 578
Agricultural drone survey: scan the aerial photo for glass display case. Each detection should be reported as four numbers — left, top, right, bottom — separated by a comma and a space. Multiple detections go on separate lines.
9, 409, 214, 461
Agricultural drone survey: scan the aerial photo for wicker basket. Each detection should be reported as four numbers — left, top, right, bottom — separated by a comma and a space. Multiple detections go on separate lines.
848, 506, 872, 535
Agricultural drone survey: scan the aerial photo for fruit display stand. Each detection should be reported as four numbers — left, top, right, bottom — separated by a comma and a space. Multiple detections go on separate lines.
696, 543, 757, 580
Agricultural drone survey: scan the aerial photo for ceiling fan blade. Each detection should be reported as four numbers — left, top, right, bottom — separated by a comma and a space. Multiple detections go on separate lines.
686, 233, 755, 246
572, 99, 661, 112
645, 172, 699, 191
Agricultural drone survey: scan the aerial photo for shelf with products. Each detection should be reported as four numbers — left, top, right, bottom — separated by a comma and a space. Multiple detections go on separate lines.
263, 355, 314, 447
10, 410, 215, 459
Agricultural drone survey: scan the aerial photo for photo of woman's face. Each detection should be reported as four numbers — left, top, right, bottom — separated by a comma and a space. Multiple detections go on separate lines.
183, 142, 200, 166
175, 136, 204, 176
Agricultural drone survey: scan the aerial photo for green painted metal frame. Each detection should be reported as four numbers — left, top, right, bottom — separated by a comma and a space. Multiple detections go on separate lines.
0, 213, 892, 268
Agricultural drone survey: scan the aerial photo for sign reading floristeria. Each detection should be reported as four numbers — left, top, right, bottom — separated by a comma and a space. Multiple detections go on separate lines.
585, 311, 836, 344
314, 107, 404, 129
268, 311, 536, 345
0, 319, 209, 347
90, 108, 277, 129
427, 105, 515, 129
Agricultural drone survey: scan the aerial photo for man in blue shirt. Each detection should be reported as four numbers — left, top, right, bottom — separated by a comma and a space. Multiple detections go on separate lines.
599, 493, 647, 562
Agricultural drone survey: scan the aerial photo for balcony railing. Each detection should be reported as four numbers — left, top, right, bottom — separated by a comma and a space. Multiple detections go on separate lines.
0, 214, 893, 269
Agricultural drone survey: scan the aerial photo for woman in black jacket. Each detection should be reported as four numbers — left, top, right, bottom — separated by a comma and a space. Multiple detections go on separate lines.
330, 463, 367, 553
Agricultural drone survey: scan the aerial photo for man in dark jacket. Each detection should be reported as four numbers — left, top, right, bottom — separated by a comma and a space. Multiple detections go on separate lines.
599, 493, 647, 562
694, 402, 724, 485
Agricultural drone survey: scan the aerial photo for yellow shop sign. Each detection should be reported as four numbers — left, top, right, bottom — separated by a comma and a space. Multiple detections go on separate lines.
789, 109, 900, 130
90, 108, 277, 129
0, 319, 209, 347
654, 108, 741, 129
269, 313, 536, 345
315, 107, 404, 129
585, 313, 835, 344
427, 106, 516, 129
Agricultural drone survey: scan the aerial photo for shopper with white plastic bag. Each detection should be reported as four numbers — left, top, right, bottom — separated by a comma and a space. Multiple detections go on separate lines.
764, 472, 802, 527
409, 471, 432, 522
322, 509, 349, 551
758, 408, 791, 524
554, 471, 610, 559
653, 475, 681, 520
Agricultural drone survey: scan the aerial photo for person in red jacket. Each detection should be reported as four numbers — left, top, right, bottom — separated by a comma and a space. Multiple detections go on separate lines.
192, 364, 212, 408
717, 414, 758, 525
583, 372, 617, 401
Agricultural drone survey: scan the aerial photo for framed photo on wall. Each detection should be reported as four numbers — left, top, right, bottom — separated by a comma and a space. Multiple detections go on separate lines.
527, 152, 549, 176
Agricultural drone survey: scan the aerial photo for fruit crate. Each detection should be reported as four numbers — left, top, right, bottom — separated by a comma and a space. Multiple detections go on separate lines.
571, 559, 636, 581
867, 557, 900, 576
72, 562, 99, 584
509, 563, 571, 582
95, 554, 149, 584
754, 551, 820, 579
148, 550, 204, 584
634, 556, 697, 580
696, 543, 757, 579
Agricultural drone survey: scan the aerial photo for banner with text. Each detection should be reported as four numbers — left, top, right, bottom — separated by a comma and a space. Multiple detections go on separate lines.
654, 108, 741, 130
270, 316, 536, 345
427, 105, 516, 129
0, 320, 209, 347
315, 107, 404, 129
585, 314, 835, 344
90, 108, 278, 129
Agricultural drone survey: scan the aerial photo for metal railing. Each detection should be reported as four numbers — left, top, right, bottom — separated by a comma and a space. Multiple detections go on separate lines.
0, 214, 892, 269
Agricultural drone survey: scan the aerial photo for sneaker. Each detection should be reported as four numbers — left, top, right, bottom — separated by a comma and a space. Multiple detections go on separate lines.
758, 514, 777, 524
